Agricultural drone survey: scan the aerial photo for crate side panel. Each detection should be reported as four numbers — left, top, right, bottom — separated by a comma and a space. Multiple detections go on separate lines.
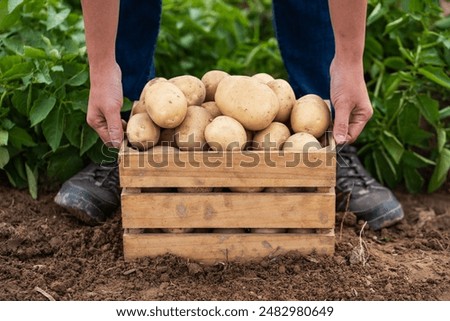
123, 232, 335, 263
119, 149, 335, 188
121, 192, 335, 229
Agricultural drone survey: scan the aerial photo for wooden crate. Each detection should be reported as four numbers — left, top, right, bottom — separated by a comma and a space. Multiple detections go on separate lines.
119, 133, 336, 264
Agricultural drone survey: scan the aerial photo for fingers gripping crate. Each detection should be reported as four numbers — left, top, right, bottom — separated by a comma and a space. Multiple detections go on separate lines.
119, 134, 336, 264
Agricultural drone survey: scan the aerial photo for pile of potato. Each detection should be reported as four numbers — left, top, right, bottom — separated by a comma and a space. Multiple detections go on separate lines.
127, 70, 331, 153
126, 71, 332, 234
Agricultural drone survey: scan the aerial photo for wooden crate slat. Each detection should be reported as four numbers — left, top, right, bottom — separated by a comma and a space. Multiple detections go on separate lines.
121, 191, 335, 229
123, 232, 335, 263
119, 147, 335, 188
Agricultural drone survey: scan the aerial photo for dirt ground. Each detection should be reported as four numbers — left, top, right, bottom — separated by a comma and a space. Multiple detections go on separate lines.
0, 176, 449, 301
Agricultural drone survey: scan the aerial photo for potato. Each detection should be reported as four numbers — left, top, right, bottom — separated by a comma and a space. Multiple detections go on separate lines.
253, 122, 291, 150
131, 100, 147, 116
250, 228, 286, 233
215, 76, 279, 131
201, 101, 222, 118
288, 228, 316, 234
144, 81, 188, 128
229, 187, 265, 193
139, 77, 167, 102
283, 132, 322, 152
291, 94, 331, 138
177, 187, 214, 193
204, 115, 247, 151
267, 79, 296, 123
175, 106, 212, 150
142, 187, 174, 193
244, 129, 254, 150
252, 73, 275, 84
201, 70, 230, 101
159, 128, 177, 147
162, 228, 194, 233
169, 75, 206, 106
212, 228, 246, 234
264, 187, 303, 193
126, 113, 160, 150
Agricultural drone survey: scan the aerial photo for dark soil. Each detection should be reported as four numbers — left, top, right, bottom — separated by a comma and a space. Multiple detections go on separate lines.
1, 179, 449, 301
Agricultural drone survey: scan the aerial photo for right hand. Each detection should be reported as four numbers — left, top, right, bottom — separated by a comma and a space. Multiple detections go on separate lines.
86, 62, 124, 148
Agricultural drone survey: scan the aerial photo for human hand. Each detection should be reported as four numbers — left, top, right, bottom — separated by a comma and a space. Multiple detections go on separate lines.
86, 62, 124, 148
330, 58, 373, 145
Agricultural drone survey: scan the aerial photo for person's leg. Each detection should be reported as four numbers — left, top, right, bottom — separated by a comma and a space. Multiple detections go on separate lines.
55, 0, 162, 224
273, 0, 404, 230
117, 0, 162, 102
272, 0, 334, 99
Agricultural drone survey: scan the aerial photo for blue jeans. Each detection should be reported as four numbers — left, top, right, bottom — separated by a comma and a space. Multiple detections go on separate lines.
116, 0, 334, 102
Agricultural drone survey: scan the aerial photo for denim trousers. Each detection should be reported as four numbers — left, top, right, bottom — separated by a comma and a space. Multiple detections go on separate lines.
116, 0, 335, 102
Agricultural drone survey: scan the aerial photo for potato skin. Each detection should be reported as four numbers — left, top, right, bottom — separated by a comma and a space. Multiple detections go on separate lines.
158, 128, 177, 147
229, 187, 265, 193
215, 76, 279, 131
139, 77, 167, 102
126, 113, 160, 151
283, 132, 322, 152
253, 122, 291, 150
291, 94, 331, 138
267, 79, 296, 123
131, 100, 147, 116
169, 75, 206, 106
175, 106, 212, 151
204, 115, 247, 151
144, 81, 188, 129
201, 101, 222, 118
252, 73, 275, 84
201, 70, 230, 102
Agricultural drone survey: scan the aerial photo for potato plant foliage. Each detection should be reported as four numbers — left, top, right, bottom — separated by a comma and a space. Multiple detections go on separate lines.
0, 0, 449, 198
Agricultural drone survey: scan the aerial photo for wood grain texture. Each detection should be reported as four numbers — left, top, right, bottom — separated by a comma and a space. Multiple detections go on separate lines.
118, 133, 336, 188
123, 232, 335, 263
121, 190, 335, 229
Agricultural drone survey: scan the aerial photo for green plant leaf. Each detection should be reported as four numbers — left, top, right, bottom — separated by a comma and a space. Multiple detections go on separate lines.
47, 147, 84, 182
381, 131, 404, 164
437, 127, 446, 153
418, 66, 450, 90
80, 124, 99, 156
11, 89, 29, 116
42, 107, 64, 152
384, 56, 407, 70
23, 46, 47, 59
367, 2, 385, 26
428, 148, 450, 193
416, 95, 440, 128
439, 106, 450, 120
0, 0, 20, 31
435, 16, 450, 29
47, 6, 70, 31
1, 62, 34, 80
25, 162, 38, 199
403, 166, 424, 193
8, 126, 36, 148
0, 130, 8, 146
385, 16, 406, 34
0, 146, 9, 169
29, 96, 56, 127
402, 150, 435, 169
7, 0, 23, 13
373, 149, 398, 188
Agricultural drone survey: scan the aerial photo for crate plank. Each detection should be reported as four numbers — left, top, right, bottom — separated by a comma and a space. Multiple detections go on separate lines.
123, 232, 335, 263
119, 147, 335, 188
121, 191, 335, 229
